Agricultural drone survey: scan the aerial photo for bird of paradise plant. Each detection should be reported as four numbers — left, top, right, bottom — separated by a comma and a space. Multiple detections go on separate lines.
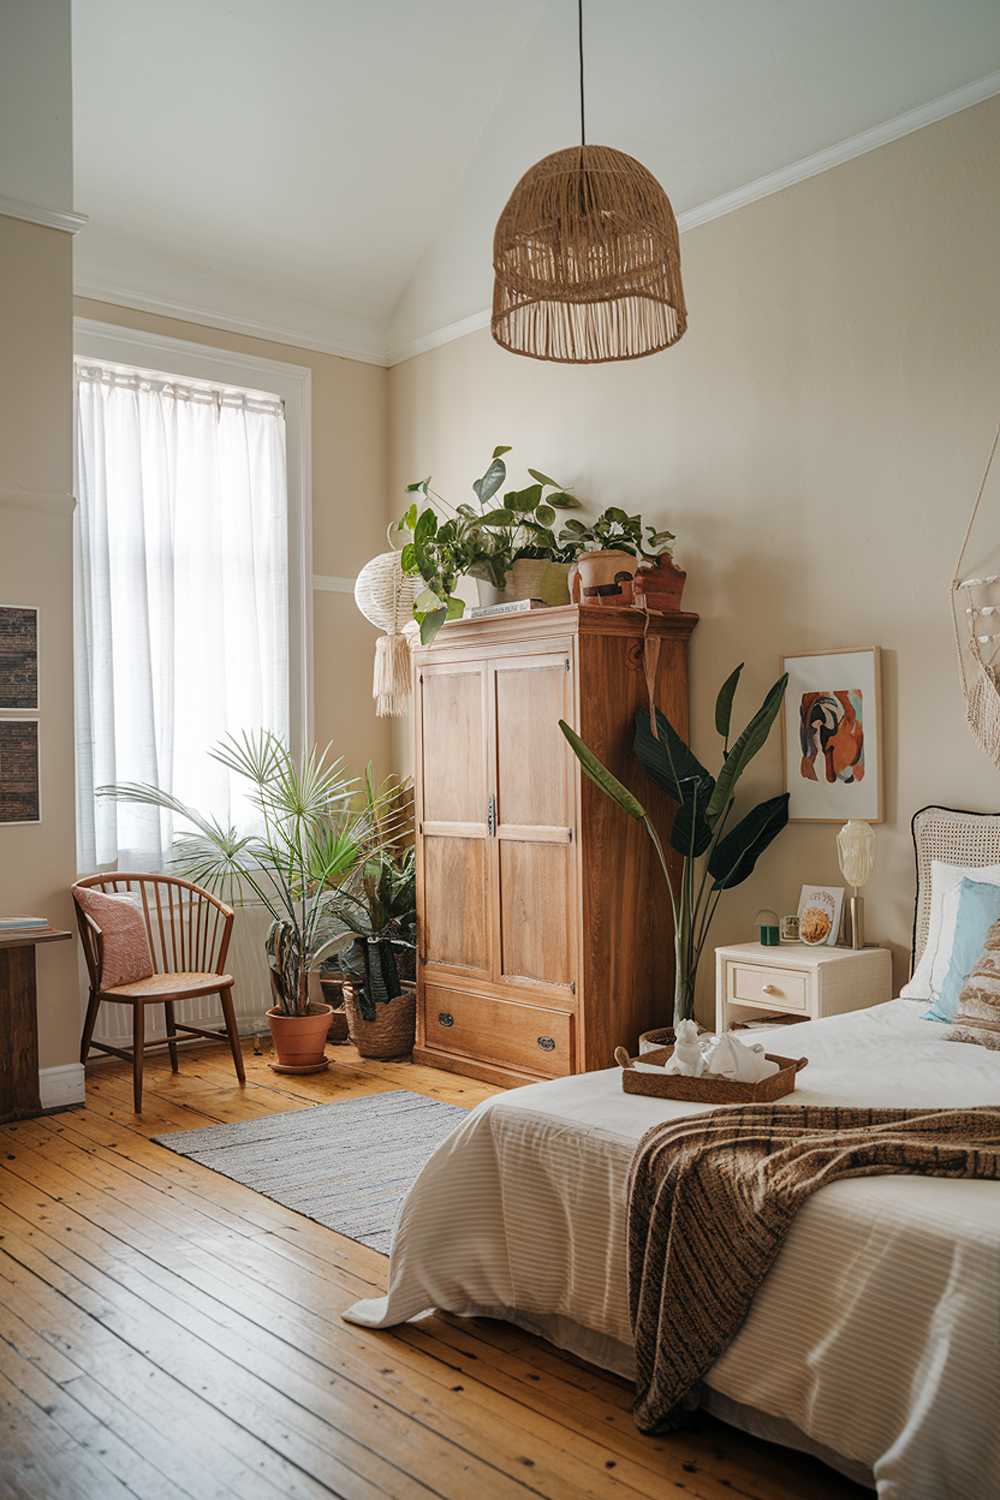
560, 665, 789, 1027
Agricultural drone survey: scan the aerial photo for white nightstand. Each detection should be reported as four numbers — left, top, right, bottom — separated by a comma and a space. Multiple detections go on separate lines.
714, 942, 893, 1034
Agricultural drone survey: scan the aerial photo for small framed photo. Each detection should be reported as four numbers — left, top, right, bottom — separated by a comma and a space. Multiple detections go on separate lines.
779, 913, 800, 944
0, 605, 38, 711
797, 884, 844, 947
780, 647, 883, 823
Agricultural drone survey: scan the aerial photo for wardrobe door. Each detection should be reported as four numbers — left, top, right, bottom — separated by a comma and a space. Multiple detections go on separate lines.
491, 651, 576, 1000
416, 660, 492, 981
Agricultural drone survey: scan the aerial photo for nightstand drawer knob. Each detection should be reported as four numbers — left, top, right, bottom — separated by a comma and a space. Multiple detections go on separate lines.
762, 983, 780, 995
537, 1036, 556, 1052
438, 1012, 454, 1027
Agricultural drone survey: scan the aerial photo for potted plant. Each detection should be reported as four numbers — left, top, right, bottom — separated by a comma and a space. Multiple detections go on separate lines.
319, 768, 418, 1057
395, 447, 583, 642
99, 732, 406, 1072
559, 664, 789, 1029
563, 509, 683, 608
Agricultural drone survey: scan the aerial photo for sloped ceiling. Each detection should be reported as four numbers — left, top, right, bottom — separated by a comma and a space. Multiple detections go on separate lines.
72, 0, 1000, 363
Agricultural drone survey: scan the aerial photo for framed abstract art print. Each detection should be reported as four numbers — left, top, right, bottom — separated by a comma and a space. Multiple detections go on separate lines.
780, 647, 883, 823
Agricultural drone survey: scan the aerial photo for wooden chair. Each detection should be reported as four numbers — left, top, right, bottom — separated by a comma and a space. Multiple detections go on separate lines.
73, 873, 246, 1114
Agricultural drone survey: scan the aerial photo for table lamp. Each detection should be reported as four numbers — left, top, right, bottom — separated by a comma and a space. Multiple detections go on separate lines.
836, 819, 876, 948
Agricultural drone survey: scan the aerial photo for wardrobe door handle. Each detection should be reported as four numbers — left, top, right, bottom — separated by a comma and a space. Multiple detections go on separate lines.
438, 1012, 455, 1027
537, 1036, 556, 1052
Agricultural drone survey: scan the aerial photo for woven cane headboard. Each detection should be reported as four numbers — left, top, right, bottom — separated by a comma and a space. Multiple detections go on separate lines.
911, 805, 1000, 971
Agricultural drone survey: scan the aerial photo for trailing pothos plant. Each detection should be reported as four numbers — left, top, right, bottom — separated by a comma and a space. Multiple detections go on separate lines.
394, 445, 582, 643
559, 665, 789, 1027
558, 506, 675, 560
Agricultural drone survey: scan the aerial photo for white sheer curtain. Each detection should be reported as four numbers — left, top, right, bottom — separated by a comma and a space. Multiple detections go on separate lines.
74, 361, 290, 870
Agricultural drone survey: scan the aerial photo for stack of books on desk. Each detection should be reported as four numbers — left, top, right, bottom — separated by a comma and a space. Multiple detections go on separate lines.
0, 916, 48, 930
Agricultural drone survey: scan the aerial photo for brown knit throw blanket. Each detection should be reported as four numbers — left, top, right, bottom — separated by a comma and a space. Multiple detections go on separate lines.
627, 1103, 1000, 1433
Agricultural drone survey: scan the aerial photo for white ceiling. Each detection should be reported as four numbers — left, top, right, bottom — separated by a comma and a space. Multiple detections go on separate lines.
72, 0, 1000, 363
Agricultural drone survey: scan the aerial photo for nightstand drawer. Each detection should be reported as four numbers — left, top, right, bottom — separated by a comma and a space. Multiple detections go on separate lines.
727, 962, 809, 1012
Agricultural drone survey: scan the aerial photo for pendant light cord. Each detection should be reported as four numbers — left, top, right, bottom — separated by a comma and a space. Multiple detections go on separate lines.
578, 0, 586, 146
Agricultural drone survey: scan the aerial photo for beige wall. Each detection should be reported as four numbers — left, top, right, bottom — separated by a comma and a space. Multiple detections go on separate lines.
388, 95, 1000, 1018
73, 298, 391, 782
1, 215, 77, 1071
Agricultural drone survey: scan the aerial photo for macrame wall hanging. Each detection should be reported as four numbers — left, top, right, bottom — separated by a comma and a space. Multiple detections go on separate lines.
951, 424, 1000, 766
354, 552, 419, 718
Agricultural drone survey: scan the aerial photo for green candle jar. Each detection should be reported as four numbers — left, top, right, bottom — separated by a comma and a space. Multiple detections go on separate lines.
754, 907, 780, 946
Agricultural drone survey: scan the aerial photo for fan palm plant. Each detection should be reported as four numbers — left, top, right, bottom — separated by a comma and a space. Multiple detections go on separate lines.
98, 731, 409, 1018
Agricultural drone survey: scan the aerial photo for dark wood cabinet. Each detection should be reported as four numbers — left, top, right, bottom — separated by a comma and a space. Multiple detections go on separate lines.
412, 604, 697, 1087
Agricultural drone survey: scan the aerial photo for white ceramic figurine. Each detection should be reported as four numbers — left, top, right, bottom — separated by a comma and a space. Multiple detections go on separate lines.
664, 1017, 706, 1077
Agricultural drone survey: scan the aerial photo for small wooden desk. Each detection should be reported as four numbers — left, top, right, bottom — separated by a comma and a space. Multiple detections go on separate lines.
0, 925, 73, 1124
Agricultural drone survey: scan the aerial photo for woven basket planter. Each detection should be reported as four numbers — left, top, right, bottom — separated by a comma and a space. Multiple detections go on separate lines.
477, 559, 570, 609
343, 981, 416, 1060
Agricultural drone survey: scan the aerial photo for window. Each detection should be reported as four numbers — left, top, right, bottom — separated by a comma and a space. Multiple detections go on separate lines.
73, 323, 311, 869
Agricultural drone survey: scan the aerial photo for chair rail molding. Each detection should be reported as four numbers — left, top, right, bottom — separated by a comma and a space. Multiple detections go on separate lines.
0, 194, 88, 234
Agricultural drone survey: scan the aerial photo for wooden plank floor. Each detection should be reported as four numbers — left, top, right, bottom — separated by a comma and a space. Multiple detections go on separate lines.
0, 1038, 866, 1500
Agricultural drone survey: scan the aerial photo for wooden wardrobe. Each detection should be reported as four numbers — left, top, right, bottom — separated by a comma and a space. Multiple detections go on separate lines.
412, 604, 698, 1088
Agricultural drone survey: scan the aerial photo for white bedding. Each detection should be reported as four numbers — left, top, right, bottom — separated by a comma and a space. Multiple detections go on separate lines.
345, 1001, 1000, 1498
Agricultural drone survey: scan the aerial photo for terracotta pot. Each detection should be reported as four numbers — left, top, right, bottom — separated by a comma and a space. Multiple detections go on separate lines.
477, 559, 570, 608
573, 549, 637, 606
633, 555, 687, 612
342, 981, 416, 1060
266, 1003, 333, 1069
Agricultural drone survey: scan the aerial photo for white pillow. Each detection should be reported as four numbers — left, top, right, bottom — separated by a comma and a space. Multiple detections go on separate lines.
901, 859, 1000, 1000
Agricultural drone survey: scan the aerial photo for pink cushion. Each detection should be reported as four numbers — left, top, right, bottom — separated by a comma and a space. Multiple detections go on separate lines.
73, 885, 155, 989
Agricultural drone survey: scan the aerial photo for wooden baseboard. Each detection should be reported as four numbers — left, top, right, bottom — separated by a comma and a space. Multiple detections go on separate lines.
411, 1045, 549, 1090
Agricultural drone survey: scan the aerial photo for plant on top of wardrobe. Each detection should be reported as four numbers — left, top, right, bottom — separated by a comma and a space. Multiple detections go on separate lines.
394, 446, 582, 643
560, 664, 789, 1028
558, 506, 675, 560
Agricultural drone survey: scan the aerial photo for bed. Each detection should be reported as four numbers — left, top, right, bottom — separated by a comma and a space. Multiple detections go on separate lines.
345, 809, 1000, 1498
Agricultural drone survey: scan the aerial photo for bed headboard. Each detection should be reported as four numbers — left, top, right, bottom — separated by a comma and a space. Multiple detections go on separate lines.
911, 805, 1000, 971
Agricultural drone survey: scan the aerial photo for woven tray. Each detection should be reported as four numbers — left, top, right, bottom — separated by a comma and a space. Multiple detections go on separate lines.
619, 1045, 808, 1102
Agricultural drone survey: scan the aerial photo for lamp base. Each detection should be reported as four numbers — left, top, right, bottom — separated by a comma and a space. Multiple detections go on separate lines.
847, 895, 865, 950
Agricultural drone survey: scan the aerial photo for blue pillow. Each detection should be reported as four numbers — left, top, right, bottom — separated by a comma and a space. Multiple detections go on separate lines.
924, 876, 1000, 1022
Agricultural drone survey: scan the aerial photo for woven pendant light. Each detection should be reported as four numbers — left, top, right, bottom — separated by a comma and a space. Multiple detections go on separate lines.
492, 1, 686, 365
354, 552, 419, 718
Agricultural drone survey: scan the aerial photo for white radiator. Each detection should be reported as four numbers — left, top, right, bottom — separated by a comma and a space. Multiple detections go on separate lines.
91, 903, 276, 1046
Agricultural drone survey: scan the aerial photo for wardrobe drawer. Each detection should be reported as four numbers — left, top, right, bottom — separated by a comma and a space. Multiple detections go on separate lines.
423, 985, 574, 1078
727, 962, 810, 1012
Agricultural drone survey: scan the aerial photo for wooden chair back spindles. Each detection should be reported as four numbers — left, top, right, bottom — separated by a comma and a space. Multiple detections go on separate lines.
72, 872, 243, 1114
73, 873, 234, 977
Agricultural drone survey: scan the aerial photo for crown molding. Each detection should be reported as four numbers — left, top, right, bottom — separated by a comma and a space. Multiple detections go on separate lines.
74, 280, 390, 368
387, 67, 1000, 366
0, 194, 88, 234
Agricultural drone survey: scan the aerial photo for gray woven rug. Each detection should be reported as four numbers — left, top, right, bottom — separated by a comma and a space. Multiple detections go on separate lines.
154, 1089, 467, 1253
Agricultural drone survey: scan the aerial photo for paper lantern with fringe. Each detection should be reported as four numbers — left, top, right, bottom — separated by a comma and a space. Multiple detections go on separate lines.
354, 553, 419, 718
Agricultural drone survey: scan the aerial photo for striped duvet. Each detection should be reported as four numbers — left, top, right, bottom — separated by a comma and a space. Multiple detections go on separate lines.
345, 1000, 1000, 1498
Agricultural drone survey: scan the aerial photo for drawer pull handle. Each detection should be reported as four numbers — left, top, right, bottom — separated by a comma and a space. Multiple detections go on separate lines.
537, 1036, 556, 1052
438, 1012, 455, 1027
762, 984, 781, 995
